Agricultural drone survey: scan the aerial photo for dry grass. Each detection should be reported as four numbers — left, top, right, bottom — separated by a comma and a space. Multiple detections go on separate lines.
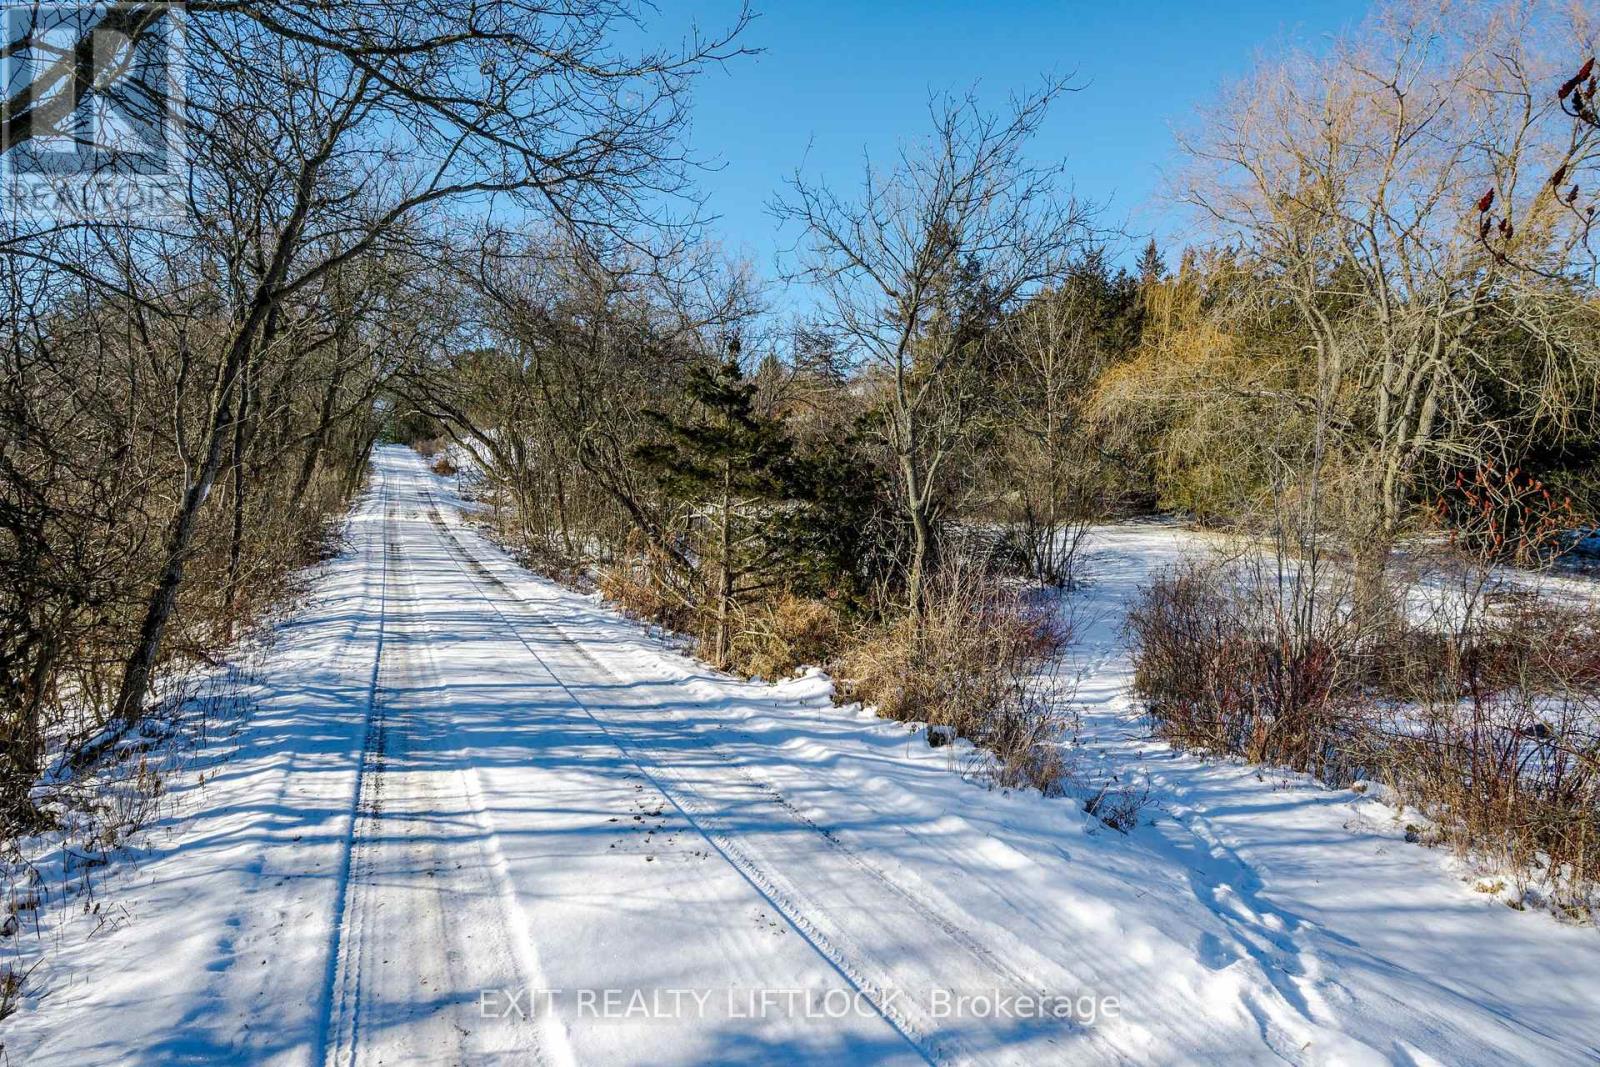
585, 543, 1085, 799
841, 558, 1073, 795
0, 961, 27, 1023
596, 546, 696, 636
729, 595, 845, 679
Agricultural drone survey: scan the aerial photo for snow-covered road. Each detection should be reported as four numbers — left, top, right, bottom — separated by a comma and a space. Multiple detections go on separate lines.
8, 447, 1600, 1066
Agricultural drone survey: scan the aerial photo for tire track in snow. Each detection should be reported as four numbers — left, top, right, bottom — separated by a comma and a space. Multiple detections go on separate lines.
418, 491, 937, 1063
314, 480, 395, 1067
317, 489, 552, 1067
420, 483, 1124, 1067
180, 474, 396, 1061
397, 522, 567, 1067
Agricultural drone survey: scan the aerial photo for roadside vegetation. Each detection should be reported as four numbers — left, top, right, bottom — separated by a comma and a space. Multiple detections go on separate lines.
1, 1, 744, 847
405, 2, 1600, 899
3, 0, 1599, 922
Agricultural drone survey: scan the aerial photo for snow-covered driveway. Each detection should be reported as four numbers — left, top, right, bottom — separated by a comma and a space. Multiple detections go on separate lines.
8, 447, 1599, 1066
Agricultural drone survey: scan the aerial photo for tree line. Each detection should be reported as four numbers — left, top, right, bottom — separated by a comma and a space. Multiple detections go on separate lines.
0, 0, 747, 832
416, 0, 1600, 664
400, 1, 1600, 851
3, 1, 1598, 858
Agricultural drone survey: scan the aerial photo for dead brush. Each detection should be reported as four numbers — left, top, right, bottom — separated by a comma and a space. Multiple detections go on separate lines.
1361, 593, 1600, 916
597, 540, 697, 635
510, 536, 588, 590
1125, 557, 1357, 776
411, 436, 446, 458
0, 961, 31, 1022
841, 557, 1073, 794
1083, 779, 1152, 833
728, 594, 846, 678
984, 678, 1077, 797
1130, 552, 1600, 915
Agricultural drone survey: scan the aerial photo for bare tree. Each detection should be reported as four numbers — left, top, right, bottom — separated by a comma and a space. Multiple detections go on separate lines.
1178, 0, 1600, 608
100, 4, 747, 723
0, 2, 753, 748
407, 232, 754, 573
775, 82, 1097, 609
1000, 278, 1120, 587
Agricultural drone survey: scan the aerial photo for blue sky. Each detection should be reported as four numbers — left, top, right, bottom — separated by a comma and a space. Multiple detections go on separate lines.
667, 0, 1366, 298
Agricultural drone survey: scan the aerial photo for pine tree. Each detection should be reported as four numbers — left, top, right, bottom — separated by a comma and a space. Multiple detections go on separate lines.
772, 425, 887, 605
634, 352, 795, 666
1136, 237, 1166, 284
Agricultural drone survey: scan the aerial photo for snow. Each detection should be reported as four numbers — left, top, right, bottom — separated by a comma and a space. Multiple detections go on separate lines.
4, 449, 1597, 1066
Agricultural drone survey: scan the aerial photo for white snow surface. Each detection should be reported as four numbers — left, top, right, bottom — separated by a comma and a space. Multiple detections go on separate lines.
4, 447, 1598, 1066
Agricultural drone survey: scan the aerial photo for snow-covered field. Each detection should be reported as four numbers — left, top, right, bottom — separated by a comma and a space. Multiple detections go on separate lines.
4, 447, 1597, 1066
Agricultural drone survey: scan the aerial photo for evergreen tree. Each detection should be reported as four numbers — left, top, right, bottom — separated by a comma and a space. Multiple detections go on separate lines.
634, 352, 796, 666
773, 425, 892, 606
1136, 237, 1167, 284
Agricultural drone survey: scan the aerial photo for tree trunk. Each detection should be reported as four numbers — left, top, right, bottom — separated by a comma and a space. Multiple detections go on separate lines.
1352, 518, 1395, 639
1041, 356, 1062, 587
112, 102, 339, 724
112, 333, 249, 724
907, 497, 932, 613
2, 635, 54, 831
343, 422, 383, 501
291, 363, 347, 506
224, 353, 255, 637
552, 461, 575, 557
714, 466, 733, 667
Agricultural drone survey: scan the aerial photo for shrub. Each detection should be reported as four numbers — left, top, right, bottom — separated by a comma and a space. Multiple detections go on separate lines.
1083, 780, 1152, 833
1129, 553, 1600, 915
1125, 558, 1353, 775
1360, 593, 1600, 915
841, 558, 1072, 794
1435, 464, 1585, 568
